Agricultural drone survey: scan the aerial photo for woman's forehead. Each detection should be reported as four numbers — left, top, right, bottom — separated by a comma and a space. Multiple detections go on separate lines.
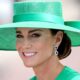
16, 28, 33, 30
16, 28, 48, 31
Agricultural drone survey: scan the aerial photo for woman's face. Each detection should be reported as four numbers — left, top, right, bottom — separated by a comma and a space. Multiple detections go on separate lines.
16, 28, 62, 67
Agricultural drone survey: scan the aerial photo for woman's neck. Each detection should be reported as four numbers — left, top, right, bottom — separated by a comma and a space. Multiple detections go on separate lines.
33, 55, 64, 80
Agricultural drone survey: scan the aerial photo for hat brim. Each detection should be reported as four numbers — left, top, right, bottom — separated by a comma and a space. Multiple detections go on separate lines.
0, 21, 80, 50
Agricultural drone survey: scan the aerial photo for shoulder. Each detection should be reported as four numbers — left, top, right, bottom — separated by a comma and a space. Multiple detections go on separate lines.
56, 66, 80, 80
71, 75, 80, 80
29, 66, 80, 80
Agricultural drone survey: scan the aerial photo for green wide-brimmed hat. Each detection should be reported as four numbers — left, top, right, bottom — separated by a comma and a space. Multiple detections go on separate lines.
0, 0, 80, 50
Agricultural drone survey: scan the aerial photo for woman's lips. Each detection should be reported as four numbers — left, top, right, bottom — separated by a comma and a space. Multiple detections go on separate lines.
23, 52, 37, 57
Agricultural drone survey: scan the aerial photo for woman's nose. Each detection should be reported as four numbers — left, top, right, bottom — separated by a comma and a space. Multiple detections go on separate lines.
21, 39, 32, 50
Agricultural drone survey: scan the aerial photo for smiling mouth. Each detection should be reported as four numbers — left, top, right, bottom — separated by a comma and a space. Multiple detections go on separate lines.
23, 52, 37, 57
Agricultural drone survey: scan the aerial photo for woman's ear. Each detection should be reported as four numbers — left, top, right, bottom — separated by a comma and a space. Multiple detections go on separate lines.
54, 31, 63, 47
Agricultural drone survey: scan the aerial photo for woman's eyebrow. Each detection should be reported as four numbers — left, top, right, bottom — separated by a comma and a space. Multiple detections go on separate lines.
16, 29, 43, 34
16, 31, 21, 34
29, 29, 43, 33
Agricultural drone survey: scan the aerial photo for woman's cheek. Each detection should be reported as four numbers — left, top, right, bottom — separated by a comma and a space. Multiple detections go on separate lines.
16, 42, 21, 51
38, 40, 52, 54
36, 41, 47, 53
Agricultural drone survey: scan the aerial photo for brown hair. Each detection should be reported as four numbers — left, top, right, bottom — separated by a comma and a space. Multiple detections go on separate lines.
50, 29, 71, 60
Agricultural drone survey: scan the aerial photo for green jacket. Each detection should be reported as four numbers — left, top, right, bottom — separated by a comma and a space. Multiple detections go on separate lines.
30, 66, 80, 80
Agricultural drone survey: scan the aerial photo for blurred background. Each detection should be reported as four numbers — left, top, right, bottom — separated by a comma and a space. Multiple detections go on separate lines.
0, 0, 80, 80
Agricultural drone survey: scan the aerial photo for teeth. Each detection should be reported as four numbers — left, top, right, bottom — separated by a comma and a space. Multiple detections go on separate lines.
24, 52, 36, 57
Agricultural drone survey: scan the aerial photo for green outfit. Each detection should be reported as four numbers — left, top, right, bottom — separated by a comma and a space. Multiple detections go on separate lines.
30, 66, 80, 80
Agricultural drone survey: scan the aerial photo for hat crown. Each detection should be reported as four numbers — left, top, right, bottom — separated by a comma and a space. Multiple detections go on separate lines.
14, 1, 63, 17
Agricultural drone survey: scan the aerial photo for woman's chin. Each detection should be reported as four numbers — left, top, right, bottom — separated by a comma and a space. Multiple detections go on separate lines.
23, 62, 37, 68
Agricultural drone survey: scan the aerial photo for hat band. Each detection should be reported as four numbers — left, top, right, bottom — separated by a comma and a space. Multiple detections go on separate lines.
13, 13, 64, 24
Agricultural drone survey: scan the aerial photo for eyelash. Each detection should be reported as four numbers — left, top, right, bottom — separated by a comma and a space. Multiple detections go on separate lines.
31, 33, 41, 38
16, 35, 23, 38
16, 33, 41, 38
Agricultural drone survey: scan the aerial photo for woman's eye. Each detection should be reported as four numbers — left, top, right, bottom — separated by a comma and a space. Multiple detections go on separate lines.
31, 33, 41, 38
16, 35, 23, 38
